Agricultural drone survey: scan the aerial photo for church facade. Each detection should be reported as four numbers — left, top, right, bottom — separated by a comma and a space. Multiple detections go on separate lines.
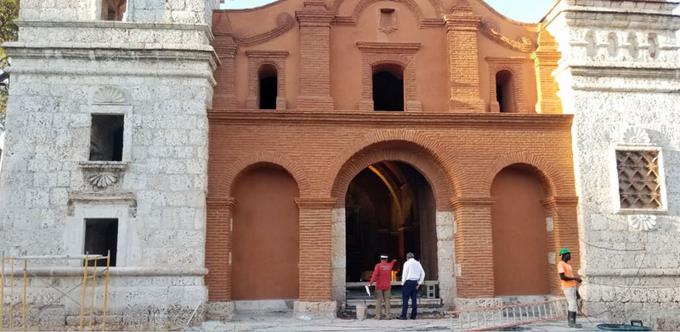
0, 0, 678, 329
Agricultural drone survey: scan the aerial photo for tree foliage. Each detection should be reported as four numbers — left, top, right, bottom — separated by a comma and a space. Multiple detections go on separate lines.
0, 0, 19, 125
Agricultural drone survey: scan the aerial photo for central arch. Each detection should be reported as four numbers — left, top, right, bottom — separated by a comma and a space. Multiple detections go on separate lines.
329, 140, 457, 306
345, 161, 437, 284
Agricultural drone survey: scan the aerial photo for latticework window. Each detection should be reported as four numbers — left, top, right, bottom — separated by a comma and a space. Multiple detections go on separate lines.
616, 150, 662, 209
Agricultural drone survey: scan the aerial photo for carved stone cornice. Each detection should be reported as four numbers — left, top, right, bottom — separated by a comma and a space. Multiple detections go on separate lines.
444, 1, 481, 31
67, 191, 137, 216
295, 197, 337, 209
208, 110, 574, 129
296, 1, 334, 27
356, 42, 421, 54
245, 50, 289, 59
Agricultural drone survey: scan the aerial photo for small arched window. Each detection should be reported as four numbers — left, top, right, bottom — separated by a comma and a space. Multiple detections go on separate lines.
496, 70, 515, 113
258, 64, 278, 110
372, 63, 404, 111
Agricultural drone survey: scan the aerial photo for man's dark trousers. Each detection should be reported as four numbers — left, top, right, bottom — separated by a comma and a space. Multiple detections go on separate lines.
400, 280, 418, 319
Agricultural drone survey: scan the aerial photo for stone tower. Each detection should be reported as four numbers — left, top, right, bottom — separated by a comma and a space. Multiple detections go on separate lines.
545, 0, 680, 328
0, 0, 218, 328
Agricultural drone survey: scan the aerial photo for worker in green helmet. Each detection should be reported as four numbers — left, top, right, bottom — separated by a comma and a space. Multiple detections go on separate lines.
558, 248, 582, 328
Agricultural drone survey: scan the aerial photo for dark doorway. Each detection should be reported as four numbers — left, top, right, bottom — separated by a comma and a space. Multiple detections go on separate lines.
372, 64, 404, 111
345, 161, 437, 283
259, 64, 278, 109
496, 70, 514, 113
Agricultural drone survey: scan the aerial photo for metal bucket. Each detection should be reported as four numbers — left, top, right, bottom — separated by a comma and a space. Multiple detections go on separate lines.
597, 320, 651, 331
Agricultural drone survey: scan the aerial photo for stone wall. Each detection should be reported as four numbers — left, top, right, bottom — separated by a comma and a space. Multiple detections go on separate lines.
0, 0, 216, 329
546, 0, 680, 329
19, 0, 219, 25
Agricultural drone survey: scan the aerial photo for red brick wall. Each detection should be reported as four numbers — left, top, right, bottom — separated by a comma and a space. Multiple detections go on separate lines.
205, 112, 579, 301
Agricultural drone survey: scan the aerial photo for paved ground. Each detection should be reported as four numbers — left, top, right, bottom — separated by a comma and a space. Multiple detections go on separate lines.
187, 313, 603, 331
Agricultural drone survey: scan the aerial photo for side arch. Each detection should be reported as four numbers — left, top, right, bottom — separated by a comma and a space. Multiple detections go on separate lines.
329, 134, 456, 210
484, 152, 574, 197
222, 152, 312, 197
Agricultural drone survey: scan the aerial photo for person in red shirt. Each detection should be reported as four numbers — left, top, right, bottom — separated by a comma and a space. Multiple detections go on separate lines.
368, 254, 397, 320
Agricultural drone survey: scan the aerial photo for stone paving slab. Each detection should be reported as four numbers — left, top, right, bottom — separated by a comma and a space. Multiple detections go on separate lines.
187, 313, 602, 331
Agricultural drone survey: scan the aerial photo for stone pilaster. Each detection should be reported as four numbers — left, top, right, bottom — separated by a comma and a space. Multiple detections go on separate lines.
452, 197, 495, 298
532, 26, 562, 114
444, 2, 485, 112
295, 1, 335, 111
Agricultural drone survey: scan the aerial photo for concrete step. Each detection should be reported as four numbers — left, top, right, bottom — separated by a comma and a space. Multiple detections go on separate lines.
342, 298, 444, 318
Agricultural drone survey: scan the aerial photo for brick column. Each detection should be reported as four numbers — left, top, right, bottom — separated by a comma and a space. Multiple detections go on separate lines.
213, 36, 238, 110
294, 197, 338, 318
205, 197, 236, 301
453, 197, 495, 298
532, 26, 562, 114
295, 1, 334, 111
445, 3, 485, 112
295, 197, 336, 300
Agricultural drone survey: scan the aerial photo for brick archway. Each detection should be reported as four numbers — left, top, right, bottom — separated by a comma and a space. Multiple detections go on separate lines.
328, 138, 458, 306
219, 151, 311, 198
483, 151, 574, 197
330, 140, 454, 210
327, 129, 459, 206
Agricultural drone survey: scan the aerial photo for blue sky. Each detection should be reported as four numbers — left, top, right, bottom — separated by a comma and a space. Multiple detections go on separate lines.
220, 0, 556, 23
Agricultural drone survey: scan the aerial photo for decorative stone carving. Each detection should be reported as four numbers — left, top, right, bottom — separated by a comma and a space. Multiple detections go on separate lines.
607, 32, 619, 57
378, 8, 398, 34
480, 21, 536, 53
87, 173, 118, 188
93, 86, 126, 105
627, 32, 639, 59
616, 150, 661, 210
628, 215, 657, 232
580, 30, 672, 62
647, 33, 658, 59
621, 127, 651, 145
235, 13, 295, 47
79, 161, 128, 190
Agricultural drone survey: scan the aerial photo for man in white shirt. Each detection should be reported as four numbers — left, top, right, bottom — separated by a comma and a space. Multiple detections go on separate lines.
399, 252, 425, 320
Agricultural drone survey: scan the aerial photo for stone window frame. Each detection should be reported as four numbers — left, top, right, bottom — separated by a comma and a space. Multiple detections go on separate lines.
81, 86, 132, 189
486, 57, 530, 113
64, 195, 137, 268
245, 50, 289, 111
357, 42, 422, 112
610, 145, 668, 215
